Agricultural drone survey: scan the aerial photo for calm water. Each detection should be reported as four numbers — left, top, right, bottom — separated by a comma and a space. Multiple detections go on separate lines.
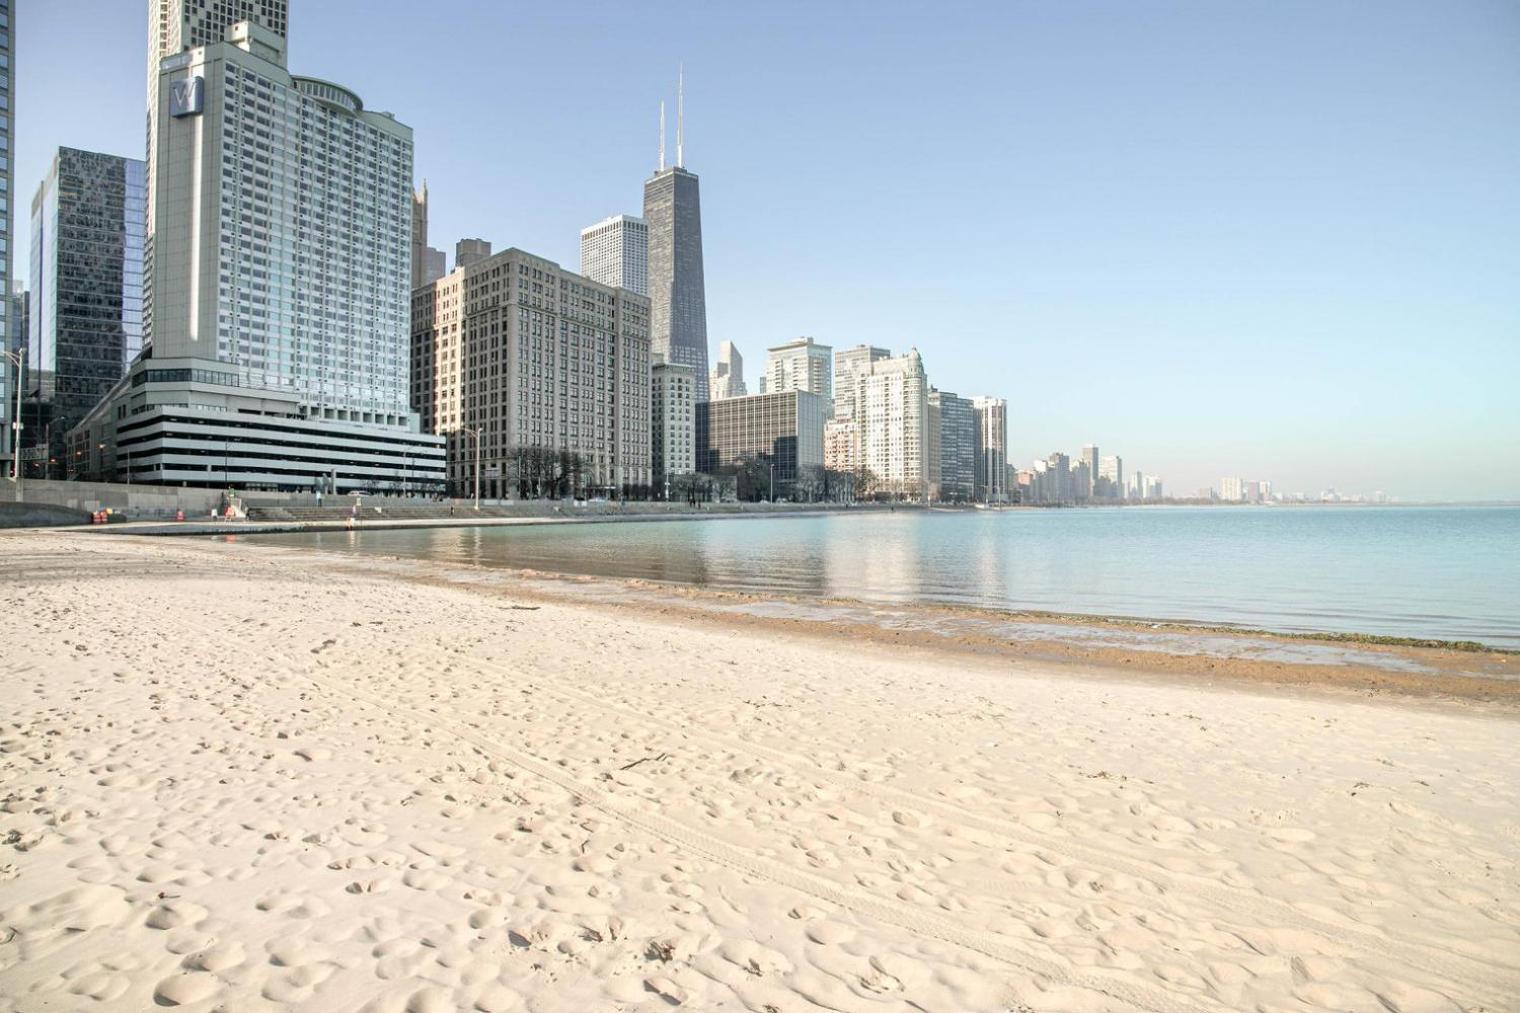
252, 506, 1520, 648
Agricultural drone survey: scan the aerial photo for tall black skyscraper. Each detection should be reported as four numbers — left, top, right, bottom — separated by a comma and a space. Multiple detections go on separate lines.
643, 70, 710, 400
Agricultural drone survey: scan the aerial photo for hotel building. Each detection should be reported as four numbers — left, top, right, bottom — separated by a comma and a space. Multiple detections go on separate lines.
28, 149, 147, 479
580, 215, 648, 297
70, 19, 444, 490
411, 247, 651, 499
696, 390, 825, 490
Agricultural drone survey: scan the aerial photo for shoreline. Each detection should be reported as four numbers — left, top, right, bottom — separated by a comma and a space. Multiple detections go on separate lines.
2, 530, 1517, 1010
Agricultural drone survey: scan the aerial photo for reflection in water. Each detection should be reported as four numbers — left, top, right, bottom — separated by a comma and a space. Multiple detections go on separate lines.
249, 506, 1520, 648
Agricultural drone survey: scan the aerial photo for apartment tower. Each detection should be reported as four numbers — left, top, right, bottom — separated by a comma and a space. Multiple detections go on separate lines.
762, 337, 832, 400
972, 396, 1008, 503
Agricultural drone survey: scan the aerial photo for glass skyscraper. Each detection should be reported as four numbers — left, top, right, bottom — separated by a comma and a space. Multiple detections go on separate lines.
28, 149, 146, 478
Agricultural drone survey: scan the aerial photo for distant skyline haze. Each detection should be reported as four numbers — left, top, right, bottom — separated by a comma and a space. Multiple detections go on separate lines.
15, 1, 1518, 499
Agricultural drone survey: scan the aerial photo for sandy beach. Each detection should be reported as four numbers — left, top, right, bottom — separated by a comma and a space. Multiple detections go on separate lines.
1, 530, 1517, 1012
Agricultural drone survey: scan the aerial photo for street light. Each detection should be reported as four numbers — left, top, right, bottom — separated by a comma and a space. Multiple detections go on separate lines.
3, 345, 23, 497
459, 426, 483, 511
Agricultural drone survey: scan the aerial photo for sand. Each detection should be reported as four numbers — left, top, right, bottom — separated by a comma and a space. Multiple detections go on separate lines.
0, 530, 1517, 1012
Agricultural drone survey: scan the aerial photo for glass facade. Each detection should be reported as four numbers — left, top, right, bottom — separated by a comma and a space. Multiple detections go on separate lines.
696, 390, 825, 484
27, 148, 147, 477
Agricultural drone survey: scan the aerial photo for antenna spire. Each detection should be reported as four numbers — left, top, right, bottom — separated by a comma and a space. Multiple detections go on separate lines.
658, 101, 666, 171
676, 64, 685, 168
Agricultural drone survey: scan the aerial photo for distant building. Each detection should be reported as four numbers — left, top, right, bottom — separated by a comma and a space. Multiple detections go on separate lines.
762, 337, 832, 401
411, 183, 446, 288
826, 344, 890, 473
1144, 474, 1164, 500
927, 389, 975, 502
1069, 457, 1091, 503
580, 215, 649, 297
74, 20, 444, 491
858, 350, 929, 499
411, 247, 651, 498
28, 148, 147, 479
697, 390, 825, 493
1220, 476, 1244, 502
709, 340, 746, 400
972, 396, 1008, 502
1098, 454, 1123, 500
455, 238, 492, 270
652, 358, 696, 495
644, 78, 709, 400
1080, 444, 1099, 499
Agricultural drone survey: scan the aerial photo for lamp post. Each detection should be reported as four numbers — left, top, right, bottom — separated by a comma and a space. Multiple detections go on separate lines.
769, 463, 775, 503
97, 443, 106, 484
460, 426, 483, 510
3, 345, 23, 497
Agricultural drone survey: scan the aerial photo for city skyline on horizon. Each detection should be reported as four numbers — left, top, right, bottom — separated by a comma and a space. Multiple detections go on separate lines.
11, 1, 1517, 500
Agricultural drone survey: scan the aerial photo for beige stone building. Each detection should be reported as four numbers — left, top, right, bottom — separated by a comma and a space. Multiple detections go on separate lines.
411, 248, 651, 499
652, 358, 696, 494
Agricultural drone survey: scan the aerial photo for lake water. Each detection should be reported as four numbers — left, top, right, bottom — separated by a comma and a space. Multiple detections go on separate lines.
250, 506, 1520, 649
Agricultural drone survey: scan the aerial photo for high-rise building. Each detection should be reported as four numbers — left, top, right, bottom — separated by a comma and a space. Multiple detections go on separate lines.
972, 396, 1008, 503
644, 73, 709, 400
927, 388, 975, 502
580, 215, 649, 297
1220, 476, 1244, 502
652, 359, 695, 495
858, 350, 929, 499
1069, 457, 1091, 504
71, 18, 445, 491
411, 247, 651, 498
762, 337, 832, 401
411, 183, 445, 289
709, 340, 746, 400
28, 149, 147, 479
1080, 444, 1099, 499
1099, 454, 1123, 500
145, 1, 290, 352
0, 0, 12, 476
696, 390, 825, 493
455, 238, 492, 270
825, 344, 890, 473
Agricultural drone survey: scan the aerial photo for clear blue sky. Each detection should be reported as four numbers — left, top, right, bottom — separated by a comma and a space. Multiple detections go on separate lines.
16, 1, 1520, 500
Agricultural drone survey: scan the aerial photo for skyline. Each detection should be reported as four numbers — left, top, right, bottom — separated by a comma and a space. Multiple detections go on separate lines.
13, 1, 1519, 499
